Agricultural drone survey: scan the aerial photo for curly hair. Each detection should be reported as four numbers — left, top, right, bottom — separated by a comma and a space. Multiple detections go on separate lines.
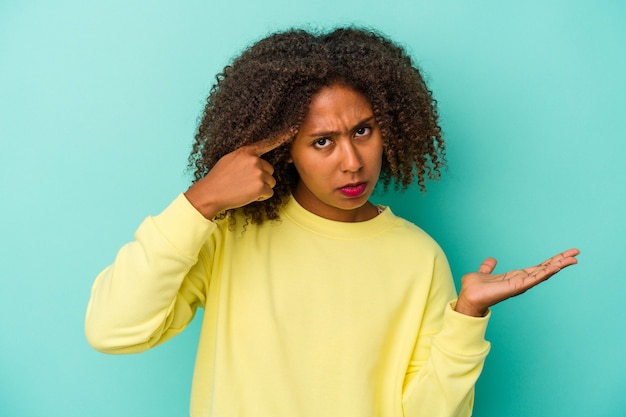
188, 27, 445, 224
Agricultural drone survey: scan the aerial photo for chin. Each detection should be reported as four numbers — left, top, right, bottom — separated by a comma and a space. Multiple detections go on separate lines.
337, 196, 371, 210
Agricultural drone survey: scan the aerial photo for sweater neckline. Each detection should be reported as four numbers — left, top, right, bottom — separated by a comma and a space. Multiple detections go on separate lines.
281, 195, 399, 239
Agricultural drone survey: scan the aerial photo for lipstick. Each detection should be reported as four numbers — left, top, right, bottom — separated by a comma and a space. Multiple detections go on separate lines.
339, 182, 367, 197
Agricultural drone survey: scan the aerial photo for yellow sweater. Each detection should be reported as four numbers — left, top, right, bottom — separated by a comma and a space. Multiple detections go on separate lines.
86, 194, 490, 417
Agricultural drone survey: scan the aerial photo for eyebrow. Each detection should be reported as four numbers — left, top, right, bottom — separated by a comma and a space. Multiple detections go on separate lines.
306, 115, 376, 138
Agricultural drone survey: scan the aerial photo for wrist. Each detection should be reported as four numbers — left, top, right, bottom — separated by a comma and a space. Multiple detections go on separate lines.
454, 298, 488, 318
184, 186, 224, 220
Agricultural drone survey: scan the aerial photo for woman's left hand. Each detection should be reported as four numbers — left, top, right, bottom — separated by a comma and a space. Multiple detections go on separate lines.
454, 248, 580, 317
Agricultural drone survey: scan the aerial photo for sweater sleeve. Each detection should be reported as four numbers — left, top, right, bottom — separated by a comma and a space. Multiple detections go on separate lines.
402, 251, 491, 417
84, 194, 217, 354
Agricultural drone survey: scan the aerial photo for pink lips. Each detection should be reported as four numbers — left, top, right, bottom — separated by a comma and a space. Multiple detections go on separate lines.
339, 182, 367, 197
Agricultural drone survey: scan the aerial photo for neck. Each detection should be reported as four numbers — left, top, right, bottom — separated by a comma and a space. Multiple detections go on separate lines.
292, 185, 379, 222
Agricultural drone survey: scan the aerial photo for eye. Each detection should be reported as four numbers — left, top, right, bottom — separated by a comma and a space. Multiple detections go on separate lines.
313, 138, 332, 149
355, 126, 371, 137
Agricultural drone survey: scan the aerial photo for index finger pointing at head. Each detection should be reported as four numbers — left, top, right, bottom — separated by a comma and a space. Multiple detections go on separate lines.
246, 131, 294, 156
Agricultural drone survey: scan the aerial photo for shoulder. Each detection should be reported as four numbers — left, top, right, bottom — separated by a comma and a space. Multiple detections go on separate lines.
383, 209, 443, 252
211, 208, 280, 237
375, 209, 450, 274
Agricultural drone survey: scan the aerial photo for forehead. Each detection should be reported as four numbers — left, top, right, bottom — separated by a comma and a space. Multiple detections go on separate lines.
300, 84, 374, 132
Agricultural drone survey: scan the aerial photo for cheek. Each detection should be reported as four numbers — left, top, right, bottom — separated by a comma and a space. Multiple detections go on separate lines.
293, 161, 317, 180
368, 144, 384, 169
292, 157, 332, 189
291, 148, 320, 173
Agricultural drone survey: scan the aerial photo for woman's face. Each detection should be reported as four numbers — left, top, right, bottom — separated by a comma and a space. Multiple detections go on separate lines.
289, 84, 383, 222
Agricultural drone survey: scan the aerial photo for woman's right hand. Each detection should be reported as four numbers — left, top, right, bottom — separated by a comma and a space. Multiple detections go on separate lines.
184, 135, 292, 219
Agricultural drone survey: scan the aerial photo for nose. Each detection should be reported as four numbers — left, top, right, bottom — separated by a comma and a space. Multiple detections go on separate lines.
339, 141, 363, 173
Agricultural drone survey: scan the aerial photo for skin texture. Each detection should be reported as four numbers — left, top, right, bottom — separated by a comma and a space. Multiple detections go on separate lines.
290, 84, 383, 222
184, 135, 290, 220
456, 249, 579, 316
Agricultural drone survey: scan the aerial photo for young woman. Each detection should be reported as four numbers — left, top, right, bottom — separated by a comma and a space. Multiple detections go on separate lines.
85, 27, 578, 417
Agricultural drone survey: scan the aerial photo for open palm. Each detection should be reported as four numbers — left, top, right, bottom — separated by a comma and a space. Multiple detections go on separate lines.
455, 248, 580, 317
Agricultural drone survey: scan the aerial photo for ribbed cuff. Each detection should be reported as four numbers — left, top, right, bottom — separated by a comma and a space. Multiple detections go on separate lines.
434, 300, 491, 355
148, 193, 217, 257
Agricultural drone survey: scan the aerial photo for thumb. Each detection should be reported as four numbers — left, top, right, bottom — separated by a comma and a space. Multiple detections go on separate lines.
478, 258, 497, 274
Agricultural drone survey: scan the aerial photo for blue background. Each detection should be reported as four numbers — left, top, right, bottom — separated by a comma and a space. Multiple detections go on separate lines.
1, 0, 624, 416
